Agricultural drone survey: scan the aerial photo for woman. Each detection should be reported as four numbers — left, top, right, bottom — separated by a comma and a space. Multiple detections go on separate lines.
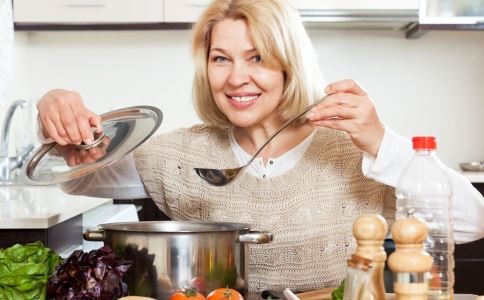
37, 0, 484, 292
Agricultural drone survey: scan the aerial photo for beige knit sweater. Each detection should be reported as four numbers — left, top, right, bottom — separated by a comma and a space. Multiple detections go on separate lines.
134, 125, 395, 292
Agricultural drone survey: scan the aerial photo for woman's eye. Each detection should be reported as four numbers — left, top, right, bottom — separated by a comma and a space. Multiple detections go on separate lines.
252, 55, 262, 63
213, 56, 227, 63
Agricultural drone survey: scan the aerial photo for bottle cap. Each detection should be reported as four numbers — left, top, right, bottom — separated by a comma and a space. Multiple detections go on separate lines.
412, 136, 436, 150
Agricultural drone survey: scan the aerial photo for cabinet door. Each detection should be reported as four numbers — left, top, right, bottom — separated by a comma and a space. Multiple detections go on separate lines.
14, 0, 164, 24
164, 0, 213, 23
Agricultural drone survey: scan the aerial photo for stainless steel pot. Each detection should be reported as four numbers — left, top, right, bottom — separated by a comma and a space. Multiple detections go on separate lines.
84, 221, 273, 299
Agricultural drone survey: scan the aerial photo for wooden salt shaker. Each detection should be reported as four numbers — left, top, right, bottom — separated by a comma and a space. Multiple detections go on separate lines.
388, 217, 433, 300
352, 214, 388, 300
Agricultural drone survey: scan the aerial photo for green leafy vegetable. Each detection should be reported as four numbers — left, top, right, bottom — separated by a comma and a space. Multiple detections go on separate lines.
331, 280, 345, 300
0, 241, 61, 300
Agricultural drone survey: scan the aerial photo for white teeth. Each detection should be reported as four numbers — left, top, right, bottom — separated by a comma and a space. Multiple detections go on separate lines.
231, 95, 258, 102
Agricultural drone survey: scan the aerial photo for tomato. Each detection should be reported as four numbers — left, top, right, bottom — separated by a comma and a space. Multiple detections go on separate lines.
170, 288, 206, 300
206, 287, 244, 300
429, 266, 442, 289
190, 276, 207, 295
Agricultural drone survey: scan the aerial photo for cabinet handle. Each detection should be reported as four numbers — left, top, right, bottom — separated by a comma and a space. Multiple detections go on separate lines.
188, 1, 211, 8
64, 0, 106, 8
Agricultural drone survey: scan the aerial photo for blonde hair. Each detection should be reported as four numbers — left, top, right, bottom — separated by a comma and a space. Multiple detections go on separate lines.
191, 0, 325, 127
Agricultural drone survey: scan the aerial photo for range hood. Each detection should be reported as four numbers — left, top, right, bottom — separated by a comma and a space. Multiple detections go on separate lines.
293, 0, 418, 30
300, 9, 418, 30
407, 0, 484, 38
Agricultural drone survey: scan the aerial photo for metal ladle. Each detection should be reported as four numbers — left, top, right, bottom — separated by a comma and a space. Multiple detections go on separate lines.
194, 94, 332, 186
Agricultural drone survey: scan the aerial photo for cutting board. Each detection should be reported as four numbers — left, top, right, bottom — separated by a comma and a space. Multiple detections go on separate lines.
295, 289, 477, 300
296, 288, 334, 300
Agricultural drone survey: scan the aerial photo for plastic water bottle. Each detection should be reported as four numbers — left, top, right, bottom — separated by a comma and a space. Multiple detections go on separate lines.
395, 136, 454, 299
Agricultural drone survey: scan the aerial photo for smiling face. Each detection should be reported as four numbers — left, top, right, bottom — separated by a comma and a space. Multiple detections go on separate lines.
207, 18, 285, 129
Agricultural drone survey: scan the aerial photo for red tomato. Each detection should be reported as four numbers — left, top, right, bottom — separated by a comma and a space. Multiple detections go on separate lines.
429, 266, 442, 289
206, 287, 243, 300
170, 288, 206, 300
190, 276, 207, 294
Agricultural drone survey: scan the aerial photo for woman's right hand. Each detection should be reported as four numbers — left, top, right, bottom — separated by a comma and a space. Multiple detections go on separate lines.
37, 89, 102, 145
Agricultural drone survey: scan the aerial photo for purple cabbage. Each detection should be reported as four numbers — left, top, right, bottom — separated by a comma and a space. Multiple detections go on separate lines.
47, 246, 131, 300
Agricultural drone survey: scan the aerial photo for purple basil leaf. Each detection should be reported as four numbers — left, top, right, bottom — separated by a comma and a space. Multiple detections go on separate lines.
94, 262, 107, 280
47, 246, 132, 300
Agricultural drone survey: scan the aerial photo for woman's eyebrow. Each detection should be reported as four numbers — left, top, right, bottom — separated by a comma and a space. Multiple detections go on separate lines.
209, 47, 227, 53
209, 47, 257, 54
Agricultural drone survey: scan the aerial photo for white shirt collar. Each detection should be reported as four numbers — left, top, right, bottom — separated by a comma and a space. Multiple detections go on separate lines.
228, 127, 315, 178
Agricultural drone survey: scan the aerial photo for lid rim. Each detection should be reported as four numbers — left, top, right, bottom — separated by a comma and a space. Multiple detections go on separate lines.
99, 221, 252, 233
22, 105, 163, 185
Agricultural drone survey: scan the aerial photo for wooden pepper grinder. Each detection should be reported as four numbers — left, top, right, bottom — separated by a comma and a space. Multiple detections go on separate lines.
388, 217, 433, 300
352, 214, 388, 300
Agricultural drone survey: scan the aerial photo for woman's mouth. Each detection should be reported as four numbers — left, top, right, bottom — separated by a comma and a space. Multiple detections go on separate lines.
227, 94, 260, 109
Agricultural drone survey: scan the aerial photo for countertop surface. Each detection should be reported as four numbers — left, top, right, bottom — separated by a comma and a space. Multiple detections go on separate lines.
0, 185, 111, 229
459, 170, 484, 183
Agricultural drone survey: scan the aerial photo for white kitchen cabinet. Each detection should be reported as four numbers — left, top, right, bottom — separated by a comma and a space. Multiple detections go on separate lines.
163, 0, 418, 28
164, 0, 213, 23
12, 0, 419, 32
14, 0, 164, 24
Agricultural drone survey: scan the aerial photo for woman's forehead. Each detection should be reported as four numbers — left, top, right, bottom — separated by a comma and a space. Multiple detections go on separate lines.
210, 18, 254, 49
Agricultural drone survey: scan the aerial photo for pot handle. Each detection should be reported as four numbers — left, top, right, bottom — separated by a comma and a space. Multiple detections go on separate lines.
83, 228, 105, 241
238, 231, 273, 244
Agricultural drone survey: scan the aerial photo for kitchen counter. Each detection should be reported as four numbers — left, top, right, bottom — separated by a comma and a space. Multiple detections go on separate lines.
459, 171, 484, 183
0, 185, 111, 229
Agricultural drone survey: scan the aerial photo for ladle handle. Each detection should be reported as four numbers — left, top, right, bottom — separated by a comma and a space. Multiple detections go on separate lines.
245, 94, 332, 167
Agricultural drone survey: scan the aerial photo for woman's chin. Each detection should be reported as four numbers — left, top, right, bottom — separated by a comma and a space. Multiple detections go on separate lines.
230, 120, 256, 128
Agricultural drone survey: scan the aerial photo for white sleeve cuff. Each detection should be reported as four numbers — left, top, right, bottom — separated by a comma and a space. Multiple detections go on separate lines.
362, 126, 413, 187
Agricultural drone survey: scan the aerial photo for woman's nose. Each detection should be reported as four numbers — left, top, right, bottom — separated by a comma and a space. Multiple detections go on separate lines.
228, 61, 250, 86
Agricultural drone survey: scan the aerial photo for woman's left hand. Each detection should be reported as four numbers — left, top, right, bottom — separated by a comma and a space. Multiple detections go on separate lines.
306, 79, 384, 157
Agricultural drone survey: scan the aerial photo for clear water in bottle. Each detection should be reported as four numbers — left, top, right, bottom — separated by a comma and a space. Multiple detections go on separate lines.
395, 136, 454, 299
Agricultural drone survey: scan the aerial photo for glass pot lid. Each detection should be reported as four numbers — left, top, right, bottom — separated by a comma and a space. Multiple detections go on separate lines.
23, 105, 162, 185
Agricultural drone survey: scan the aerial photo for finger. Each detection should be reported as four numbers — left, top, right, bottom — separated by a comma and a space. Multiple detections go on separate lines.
78, 149, 96, 164
59, 106, 83, 145
98, 137, 111, 154
308, 93, 360, 119
88, 147, 105, 161
42, 118, 69, 145
307, 105, 357, 122
66, 149, 78, 167
325, 79, 368, 96
310, 118, 357, 133
89, 114, 103, 134
81, 153, 96, 164
51, 113, 71, 142
75, 152, 81, 166
313, 93, 360, 111
69, 101, 101, 143
102, 135, 111, 144
76, 115, 95, 145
